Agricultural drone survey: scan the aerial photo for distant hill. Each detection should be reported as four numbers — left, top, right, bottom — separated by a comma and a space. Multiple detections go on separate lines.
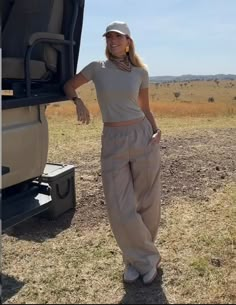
149, 74, 236, 83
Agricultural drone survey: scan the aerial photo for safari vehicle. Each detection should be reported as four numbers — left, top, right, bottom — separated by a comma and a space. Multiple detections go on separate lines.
1, 0, 85, 231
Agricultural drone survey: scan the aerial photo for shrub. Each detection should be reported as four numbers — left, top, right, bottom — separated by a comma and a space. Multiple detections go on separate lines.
174, 92, 181, 100
208, 97, 215, 103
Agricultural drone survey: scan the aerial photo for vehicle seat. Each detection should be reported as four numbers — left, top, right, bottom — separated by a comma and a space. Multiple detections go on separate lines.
2, 0, 64, 80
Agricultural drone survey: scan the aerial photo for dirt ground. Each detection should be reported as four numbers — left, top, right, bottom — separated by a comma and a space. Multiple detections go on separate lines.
12, 127, 235, 237
75, 127, 236, 229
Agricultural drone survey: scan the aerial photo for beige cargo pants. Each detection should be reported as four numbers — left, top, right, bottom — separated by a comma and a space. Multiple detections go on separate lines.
101, 117, 161, 275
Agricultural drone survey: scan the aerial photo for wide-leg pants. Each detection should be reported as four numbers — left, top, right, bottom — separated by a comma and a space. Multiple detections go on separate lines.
101, 117, 161, 275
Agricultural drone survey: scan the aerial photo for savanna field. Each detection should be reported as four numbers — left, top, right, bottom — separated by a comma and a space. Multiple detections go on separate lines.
2, 80, 236, 304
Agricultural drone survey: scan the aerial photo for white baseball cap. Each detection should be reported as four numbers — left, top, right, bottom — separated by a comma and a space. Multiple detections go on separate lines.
103, 21, 132, 38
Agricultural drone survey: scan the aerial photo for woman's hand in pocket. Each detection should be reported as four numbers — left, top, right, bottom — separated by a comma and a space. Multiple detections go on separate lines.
150, 129, 161, 145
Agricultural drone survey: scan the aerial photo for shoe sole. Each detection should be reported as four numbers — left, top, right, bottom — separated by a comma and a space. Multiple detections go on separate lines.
143, 256, 161, 285
123, 274, 139, 284
143, 270, 157, 285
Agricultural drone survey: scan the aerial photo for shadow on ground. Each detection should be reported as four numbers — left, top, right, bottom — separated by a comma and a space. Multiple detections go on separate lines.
3, 208, 75, 242
120, 268, 169, 304
1, 274, 25, 304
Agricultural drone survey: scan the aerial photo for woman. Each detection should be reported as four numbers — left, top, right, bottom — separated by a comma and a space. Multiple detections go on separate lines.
64, 21, 162, 285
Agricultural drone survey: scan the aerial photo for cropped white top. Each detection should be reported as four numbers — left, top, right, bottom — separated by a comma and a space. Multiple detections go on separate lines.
80, 60, 149, 122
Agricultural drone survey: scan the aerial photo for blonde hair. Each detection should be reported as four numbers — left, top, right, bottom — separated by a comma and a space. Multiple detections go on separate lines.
105, 37, 148, 70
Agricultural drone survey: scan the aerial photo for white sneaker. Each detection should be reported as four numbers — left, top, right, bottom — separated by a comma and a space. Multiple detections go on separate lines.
142, 256, 161, 285
142, 266, 157, 285
123, 265, 140, 283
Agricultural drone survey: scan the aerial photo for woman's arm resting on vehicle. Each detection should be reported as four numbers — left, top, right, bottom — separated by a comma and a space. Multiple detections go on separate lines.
63, 72, 89, 99
138, 88, 161, 143
63, 73, 91, 124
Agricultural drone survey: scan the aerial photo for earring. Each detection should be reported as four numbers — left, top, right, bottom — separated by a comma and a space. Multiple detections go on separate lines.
125, 46, 129, 53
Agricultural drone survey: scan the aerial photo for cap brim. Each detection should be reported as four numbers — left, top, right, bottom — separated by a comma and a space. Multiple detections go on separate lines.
102, 30, 131, 38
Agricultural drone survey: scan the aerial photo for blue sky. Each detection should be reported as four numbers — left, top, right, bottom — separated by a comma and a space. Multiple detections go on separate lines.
77, 0, 236, 76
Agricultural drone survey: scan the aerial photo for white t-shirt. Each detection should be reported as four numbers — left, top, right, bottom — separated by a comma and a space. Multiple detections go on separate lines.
80, 60, 149, 122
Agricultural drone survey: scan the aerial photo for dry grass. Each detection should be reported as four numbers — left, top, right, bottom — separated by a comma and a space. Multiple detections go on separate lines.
46, 100, 236, 119
149, 101, 236, 117
149, 79, 236, 104
2, 183, 236, 304
46, 79, 236, 118
45, 110, 236, 141
159, 184, 236, 304
78, 79, 236, 104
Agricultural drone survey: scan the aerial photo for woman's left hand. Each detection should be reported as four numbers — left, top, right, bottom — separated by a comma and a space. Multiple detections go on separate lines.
150, 129, 161, 145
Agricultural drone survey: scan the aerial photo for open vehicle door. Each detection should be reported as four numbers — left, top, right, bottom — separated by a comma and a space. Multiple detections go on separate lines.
1, 0, 85, 231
